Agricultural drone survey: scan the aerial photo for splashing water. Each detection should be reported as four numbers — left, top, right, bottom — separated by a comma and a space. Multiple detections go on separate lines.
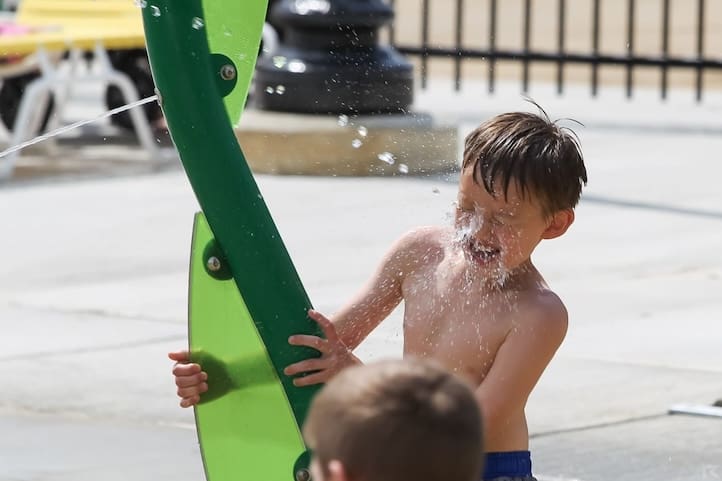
150, 5, 161, 16
191, 17, 205, 29
351, 139, 363, 149
450, 213, 514, 289
453, 214, 482, 245
377, 152, 395, 165
0, 95, 159, 160
337, 115, 349, 127
265, 86, 274, 94
275, 85, 286, 95
134, 0, 148, 8
398, 163, 409, 174
272, 56, 287, 69
356, 126, 368, 138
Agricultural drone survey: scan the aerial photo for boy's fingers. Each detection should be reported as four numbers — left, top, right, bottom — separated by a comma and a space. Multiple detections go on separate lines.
168, 351, 190, 362
308, 309, 338, 343
288, 334, 327, 351
175, 372, 207, 388
177, 383, 208, 399
172, 363, 201, 376
308, 310, 338, 341
180, 395, 200, 408
284, 358, 328, 376
292, 371, 329, 387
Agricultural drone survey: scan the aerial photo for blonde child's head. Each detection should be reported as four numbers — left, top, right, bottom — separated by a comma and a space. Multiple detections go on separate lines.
303, 359, 484, 481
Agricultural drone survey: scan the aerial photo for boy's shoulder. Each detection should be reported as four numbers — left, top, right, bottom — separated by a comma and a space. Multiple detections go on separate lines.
389, 225, 454, 264
515, 286, 569, 341
395, 225, 454, 251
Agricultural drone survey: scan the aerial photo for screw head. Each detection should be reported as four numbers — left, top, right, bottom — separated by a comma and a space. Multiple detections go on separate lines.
220, 64, 237, 81
206, 256, 222, 272
295, 468, 311, 481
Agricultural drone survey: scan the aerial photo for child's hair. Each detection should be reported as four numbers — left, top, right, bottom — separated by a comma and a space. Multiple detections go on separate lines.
463, 106, 588, 217
303, 359, 484, 481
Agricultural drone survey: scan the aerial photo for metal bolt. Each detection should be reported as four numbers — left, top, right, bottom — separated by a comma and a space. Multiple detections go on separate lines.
206, 256, 222, 272
220, 64, 236, 81
295, 468, 311, 481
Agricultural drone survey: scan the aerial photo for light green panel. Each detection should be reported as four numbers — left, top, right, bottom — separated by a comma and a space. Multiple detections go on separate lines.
201, 0, 269, 124
189, 212, 306, 481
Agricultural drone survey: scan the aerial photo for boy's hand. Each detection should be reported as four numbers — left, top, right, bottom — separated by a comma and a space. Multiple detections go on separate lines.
284, 309, 359, 387
168, 350, 208, 408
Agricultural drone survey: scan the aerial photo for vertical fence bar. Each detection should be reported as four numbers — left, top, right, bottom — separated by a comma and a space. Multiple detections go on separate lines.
626, 0, 635, 98
522, 0, 532, 93
695, 0, 705, 101
454, 0, 463, 91
557, 0, 566, 95
421, 0, 430, 89
591, 0, 600, 96
388, 0, 396, 46
489, 0, 497, 93
660, 0, 670, 100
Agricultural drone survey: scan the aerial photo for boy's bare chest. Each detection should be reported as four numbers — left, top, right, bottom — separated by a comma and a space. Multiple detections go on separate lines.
401, 268, 516, 383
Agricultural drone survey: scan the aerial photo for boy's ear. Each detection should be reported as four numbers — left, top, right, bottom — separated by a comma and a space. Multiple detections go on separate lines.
541, 209, 575, 240
326, 460, 352, 481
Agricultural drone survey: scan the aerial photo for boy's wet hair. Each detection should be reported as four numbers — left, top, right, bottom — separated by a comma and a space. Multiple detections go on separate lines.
463, 104, 588, 216
303, 359, 484, 481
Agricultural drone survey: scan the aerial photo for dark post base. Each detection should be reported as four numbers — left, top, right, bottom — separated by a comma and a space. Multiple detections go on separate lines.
254, 0, 413, 115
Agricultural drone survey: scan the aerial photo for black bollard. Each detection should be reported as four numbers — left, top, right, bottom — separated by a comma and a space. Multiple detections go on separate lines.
254, 0, 413, 114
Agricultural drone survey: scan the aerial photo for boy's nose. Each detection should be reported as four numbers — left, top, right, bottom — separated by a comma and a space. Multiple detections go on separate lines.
474, 215, 494, 239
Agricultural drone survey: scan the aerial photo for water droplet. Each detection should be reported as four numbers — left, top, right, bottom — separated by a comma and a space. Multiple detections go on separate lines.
272, 56, 287, 68
351, 139, 363, 149
288, 60, 306, 73
357, 126, 368, 137
265, 86, 275, 94
432, 187, 440, 194
398, 163, 409, 174
192, 17, 204, 29
257, 193, 263, 199
150, 5, 161, 16
134, 0, 147, 8
377, 152, 396, 165
275, 85, 286, 95
337, 115, 349, 127
223, 26, 232, 37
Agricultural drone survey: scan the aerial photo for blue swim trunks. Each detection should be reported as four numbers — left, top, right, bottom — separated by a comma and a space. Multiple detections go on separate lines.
482, 451, 537, 481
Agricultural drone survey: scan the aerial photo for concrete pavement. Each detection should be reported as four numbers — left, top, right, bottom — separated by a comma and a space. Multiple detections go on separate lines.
2, 79, 722, 480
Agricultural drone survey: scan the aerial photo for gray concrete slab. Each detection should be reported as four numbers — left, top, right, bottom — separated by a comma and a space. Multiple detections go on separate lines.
531, 414, 722, 481
0, 413, 203, 481
2, 76, 722, 480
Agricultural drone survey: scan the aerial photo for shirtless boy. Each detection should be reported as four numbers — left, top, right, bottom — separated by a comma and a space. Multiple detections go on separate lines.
304, 358, 484, 481
170, 109, 588, 481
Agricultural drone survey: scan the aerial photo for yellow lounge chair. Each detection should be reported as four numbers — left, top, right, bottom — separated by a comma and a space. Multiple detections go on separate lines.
0, 0, 159, 180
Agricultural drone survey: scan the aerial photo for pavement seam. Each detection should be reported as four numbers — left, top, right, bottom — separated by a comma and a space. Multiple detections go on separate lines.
582, 194, 722, 221
559, 354, 722, 375
0, 334, 186, 362
530, 413, 668, 439
7, 300, 183, 325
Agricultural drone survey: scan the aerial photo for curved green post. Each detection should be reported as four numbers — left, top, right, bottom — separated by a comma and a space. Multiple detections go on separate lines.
141, 1, 322, 480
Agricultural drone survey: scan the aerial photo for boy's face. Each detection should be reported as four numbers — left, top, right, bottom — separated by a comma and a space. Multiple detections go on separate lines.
455, 167, 568, 277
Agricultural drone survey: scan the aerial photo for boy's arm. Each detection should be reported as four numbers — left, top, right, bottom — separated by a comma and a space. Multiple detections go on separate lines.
474, 293, 568, 436
285, 229, 425, 385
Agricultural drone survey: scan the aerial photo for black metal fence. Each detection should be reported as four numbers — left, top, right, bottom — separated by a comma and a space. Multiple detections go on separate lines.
388, 0, 722, 101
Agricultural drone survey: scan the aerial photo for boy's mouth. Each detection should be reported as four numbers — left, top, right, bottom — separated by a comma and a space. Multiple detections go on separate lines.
464, 238, 501, 266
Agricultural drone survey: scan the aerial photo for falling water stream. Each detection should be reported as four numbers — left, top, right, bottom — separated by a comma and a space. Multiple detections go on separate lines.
0, 95, 159, 160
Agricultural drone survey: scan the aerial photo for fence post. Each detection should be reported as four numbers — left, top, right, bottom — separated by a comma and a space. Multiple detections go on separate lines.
254, 0, 413, 114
